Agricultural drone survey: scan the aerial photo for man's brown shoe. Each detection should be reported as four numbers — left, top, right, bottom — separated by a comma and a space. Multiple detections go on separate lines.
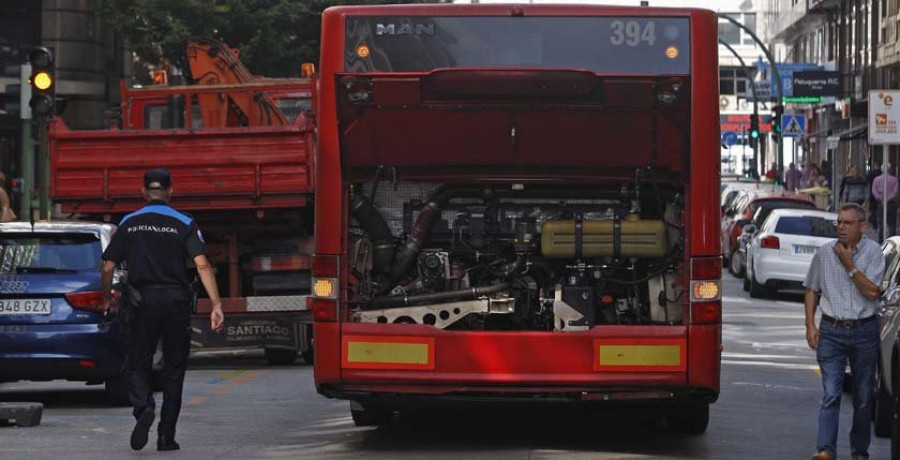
810, 452, 833, 460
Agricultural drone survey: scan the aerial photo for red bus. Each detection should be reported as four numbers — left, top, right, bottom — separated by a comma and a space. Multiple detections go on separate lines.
312, 4, 721, 432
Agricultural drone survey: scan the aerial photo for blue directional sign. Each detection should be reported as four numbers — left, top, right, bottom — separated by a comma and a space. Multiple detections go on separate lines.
781, 114, 806, 138
754, 60, 822, 98
721, 131, 739, 146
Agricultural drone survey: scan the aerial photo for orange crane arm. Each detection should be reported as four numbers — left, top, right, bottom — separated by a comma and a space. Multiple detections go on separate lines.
184, 40, 288, 127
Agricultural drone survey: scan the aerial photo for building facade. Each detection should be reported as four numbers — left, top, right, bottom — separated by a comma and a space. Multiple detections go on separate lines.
0, 0, 130, 196
762, 0, 877, 200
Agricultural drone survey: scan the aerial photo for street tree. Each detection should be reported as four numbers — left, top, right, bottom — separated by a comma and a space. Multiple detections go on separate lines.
102, 0, 446, 79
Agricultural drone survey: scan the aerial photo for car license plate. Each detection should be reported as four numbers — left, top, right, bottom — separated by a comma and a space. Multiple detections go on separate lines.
0, 299, 52, 315
793, 245, 817, 255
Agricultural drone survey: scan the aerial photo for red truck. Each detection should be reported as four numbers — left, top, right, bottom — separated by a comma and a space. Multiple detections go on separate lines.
48, 41, 316, 364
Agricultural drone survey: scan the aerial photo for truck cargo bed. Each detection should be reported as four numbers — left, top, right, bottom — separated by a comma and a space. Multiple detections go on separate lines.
49, 121, 313, 214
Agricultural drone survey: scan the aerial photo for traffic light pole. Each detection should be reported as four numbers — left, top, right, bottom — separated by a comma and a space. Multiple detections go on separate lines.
717, 14, 785, 179
18, 63, 33, 220
719, 39, 759, 176
19, 120, 32, 220
37, 117, 49, 220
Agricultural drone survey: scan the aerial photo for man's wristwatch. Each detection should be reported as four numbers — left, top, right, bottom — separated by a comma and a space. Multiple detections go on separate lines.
848, 267, 859, 278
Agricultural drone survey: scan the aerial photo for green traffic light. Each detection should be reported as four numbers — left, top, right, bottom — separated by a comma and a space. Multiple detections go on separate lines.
750, 131, 759, 139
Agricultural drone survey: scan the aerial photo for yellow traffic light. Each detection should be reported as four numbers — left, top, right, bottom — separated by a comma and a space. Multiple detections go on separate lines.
32, 71, 52, 91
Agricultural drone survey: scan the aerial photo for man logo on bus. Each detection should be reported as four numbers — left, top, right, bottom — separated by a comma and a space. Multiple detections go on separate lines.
376, 23, 435, 36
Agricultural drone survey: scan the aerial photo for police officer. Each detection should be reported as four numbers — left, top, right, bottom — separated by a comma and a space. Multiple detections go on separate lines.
100, 167, 224, 451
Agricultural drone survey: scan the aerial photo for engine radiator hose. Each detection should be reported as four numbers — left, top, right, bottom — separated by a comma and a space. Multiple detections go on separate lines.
350, 194, 395, 275
372, 283, 511, 309
389, 201, 442, 283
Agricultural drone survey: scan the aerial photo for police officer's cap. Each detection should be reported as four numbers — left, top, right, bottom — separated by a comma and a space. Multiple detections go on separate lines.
144, 168, 172, 190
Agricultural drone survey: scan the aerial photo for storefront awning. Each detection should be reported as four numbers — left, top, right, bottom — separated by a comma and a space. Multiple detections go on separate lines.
828, 124, 867, 142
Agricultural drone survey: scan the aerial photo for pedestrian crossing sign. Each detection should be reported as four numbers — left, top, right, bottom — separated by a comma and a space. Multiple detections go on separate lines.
782, 114, 806, 138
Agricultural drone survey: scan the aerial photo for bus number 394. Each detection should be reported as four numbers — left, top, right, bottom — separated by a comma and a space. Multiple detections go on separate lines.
610, 20, 656, 47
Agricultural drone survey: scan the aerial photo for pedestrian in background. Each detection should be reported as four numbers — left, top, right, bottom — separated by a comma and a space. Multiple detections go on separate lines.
100, 167, 225, 452
802, 160, 815, 187
765, 162, 778, 181
785, 162, 803, 191
866, 163, 882, 227
0, 172, 16, 222
804, 203, 884, 460
872, 165, 898, 240
840, 165, 868, 206
805, 164, 823, 189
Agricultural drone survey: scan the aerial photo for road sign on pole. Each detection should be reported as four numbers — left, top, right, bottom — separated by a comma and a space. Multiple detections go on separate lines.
869, 90, 900, 144
782, 114, 806, 138
745, 81, 772, 101
722, 131, 738, 146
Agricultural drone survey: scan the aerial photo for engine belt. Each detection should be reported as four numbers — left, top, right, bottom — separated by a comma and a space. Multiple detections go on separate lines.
574, 215, 583, 259
613, 218, 622, 259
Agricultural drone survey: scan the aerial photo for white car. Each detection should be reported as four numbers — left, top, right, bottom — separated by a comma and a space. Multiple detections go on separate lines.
744, 209, 839, 298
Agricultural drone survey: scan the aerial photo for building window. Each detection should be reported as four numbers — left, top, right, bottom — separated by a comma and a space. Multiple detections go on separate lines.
720, 68, 749, 96
718, 13, 757, 46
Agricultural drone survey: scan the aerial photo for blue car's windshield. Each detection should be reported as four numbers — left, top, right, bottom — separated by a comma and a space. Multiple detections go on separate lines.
0, 233, 102, 274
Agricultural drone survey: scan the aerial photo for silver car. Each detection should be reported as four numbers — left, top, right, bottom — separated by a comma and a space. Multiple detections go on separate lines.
874, 236, 900, 438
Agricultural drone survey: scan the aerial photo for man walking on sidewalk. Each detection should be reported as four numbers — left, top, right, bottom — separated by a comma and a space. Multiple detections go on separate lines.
804, 203, 884, 460
872, 165, 898, 240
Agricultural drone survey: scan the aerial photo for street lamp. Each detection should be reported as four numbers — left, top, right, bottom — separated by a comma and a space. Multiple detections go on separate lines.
717, 13, 785, 180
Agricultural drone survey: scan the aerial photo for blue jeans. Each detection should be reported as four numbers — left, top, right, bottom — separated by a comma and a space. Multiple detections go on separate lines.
816, 319, 879, 458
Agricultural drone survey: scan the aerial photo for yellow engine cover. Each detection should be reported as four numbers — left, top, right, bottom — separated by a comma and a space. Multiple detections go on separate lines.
540, 219, 668, 258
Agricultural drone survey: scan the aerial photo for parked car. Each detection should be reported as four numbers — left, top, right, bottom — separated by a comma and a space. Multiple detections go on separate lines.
744, 209, 838, 298
720, 179, 783, 217
0, 221, 129, 404
731, 199, 822, 278
873, 236, 900, 438
723, 194, 816, 270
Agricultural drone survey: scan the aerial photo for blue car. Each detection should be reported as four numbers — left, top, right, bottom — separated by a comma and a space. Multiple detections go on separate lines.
0, 221, 129, 404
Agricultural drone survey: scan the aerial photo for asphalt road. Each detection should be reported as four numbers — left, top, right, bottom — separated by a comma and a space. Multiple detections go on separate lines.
0, 275, 891, 459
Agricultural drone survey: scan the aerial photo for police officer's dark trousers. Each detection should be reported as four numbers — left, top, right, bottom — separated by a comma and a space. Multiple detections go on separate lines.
128, 287, 191, 438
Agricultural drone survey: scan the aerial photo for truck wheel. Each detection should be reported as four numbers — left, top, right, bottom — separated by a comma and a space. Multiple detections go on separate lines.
667, 403, 709, 435
104, 376, 130, 406
350, 401, 393, 427
301, 325, 314, 365
264, 348, 297, 365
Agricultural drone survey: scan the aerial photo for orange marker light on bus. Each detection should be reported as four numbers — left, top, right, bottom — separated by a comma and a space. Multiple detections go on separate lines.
665, 46, 679, 59
356, 45, 371, 58
313, 278, 337, 298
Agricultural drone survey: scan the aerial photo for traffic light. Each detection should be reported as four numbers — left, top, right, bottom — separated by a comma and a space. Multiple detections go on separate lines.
770, 104, 784, 141
749, 115, 760, 150
28, 46, 54, 117
749, 115, 760, 141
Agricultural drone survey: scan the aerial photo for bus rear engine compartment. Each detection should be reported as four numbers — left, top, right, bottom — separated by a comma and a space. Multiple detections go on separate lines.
348, 179, 686, 331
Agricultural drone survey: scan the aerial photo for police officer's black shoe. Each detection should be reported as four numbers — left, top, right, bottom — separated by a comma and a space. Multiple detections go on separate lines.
157, 435, 180, 451
130, 408, 155, 451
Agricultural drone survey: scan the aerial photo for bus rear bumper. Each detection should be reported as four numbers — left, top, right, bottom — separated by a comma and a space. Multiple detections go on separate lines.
318, 383, 718, 406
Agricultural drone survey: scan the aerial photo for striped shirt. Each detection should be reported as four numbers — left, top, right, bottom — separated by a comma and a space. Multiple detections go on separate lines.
803, 237, 884, 320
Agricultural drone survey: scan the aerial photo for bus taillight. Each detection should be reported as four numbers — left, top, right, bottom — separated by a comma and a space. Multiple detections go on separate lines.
690, 257, 722, 325
312, 255, 339, 322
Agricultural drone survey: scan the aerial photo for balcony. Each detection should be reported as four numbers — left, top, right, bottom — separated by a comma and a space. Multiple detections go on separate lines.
879, 16, 900, 68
